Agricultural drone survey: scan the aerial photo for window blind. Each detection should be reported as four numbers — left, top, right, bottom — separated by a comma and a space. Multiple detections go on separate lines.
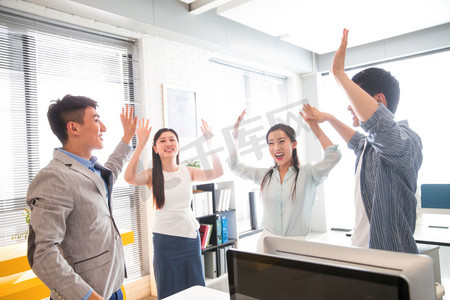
0, 8, 149, 280
207, 59, 287, 235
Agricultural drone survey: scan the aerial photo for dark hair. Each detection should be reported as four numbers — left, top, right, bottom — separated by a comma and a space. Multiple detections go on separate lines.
152, 128, 180, 209
261, 124, 300, 199
352, 67, 400, 114
47, 94, 98, 144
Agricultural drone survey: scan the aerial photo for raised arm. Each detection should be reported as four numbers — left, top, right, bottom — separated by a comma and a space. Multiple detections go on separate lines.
102, 105, 137, 180
229, 110, 246, 160
120, 105, 138, 144
300, 104, 334, 150
190, 119, 224, 182
331, 29, 379, 122
300, 104, 356, 144
124, 117, 153, 187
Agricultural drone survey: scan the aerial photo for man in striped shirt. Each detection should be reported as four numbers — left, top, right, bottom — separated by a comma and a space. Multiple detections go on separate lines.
304, 29, 422, 253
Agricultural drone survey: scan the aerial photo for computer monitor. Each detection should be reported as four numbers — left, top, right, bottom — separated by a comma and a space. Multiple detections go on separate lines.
226, 237, 436, 300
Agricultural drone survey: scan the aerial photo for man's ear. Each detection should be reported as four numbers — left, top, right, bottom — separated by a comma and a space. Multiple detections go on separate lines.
66, 121, 80, 136
374, 93, 388, 107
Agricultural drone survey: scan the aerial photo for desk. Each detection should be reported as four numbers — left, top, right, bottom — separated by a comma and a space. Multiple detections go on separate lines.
307, 224, 450, 248
306, 230, 351, 246
163, 285, 229, 300
415, 209, 450, 247
414, 223, 450, 247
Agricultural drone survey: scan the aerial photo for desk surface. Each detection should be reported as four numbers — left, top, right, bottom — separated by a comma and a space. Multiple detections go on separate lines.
306, 224, 450, 248
415, 211, 450, 246
163, 286, 229, 300
414, 223, 450, 247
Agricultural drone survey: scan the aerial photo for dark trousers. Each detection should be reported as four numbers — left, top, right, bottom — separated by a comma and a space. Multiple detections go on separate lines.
50, 288, 123, 300
109, 288, 124, 300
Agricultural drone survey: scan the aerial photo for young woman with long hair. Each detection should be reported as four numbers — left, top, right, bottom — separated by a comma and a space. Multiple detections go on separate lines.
229, 105, 341, 251
124, 118, 223, 299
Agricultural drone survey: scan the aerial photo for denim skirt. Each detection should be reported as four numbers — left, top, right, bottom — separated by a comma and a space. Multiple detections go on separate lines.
153, 231, 205, 299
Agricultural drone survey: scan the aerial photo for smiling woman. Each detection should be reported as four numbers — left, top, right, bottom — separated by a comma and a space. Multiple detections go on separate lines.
123, 118, 224, 299
227, 108, 341, 252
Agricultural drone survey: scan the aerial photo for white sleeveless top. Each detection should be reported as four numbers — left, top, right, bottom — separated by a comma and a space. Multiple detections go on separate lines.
152, 165, 199, 238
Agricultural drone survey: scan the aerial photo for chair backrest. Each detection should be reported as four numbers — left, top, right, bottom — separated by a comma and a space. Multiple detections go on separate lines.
421, 184, 450, 209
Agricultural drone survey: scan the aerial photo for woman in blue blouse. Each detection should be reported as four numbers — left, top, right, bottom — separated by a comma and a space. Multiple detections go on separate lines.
229, 106, 341, 251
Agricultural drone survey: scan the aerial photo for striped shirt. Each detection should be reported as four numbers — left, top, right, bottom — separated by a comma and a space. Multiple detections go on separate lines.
348, 104, 423, 253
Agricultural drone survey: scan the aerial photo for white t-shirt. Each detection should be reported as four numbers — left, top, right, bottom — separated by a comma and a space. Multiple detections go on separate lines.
351, 140, 370, 248
152, 165, 200, 238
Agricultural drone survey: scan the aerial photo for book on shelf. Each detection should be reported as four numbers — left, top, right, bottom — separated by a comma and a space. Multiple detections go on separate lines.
192, 190, 213, 217
199, 224, 213, 249
206, 224, 213, 247
225, 188, 231, 211
217, 188, 231, 212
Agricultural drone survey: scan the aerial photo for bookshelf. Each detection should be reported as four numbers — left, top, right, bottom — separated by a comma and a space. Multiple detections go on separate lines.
193, 180, 238, 287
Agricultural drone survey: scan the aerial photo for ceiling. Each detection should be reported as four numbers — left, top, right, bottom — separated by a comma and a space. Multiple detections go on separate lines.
180, 0, 450, 54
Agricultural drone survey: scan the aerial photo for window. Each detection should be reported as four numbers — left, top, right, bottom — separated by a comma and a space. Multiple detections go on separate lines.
206, 59, 287, 234
317, 49, 450, 229
0, 9, 149, 280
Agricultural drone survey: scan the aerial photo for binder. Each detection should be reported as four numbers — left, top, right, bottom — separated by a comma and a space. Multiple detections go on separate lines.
249, 191, 258, 230
221, 215, 228, 244
214, 189, 222, 212
204, 251, 217, 278
216, 215, 222, 245
201, 253, 205, 272
217, 189, 224, 212
218, 247, 226, 276
224, 188, 231, 211
223, 245, 232, 273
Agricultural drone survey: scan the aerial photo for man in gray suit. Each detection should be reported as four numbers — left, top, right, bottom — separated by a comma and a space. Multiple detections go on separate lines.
27, 95, 137, 300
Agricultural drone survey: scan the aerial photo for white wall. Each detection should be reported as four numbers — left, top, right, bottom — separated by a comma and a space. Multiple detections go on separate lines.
7, 0, 313, 74
317, 22, 450, 73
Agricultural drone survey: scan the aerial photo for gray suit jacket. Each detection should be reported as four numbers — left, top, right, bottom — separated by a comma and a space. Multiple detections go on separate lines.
27, 141, 132, 299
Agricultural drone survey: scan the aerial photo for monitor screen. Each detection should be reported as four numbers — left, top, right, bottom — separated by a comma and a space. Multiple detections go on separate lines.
227, 249, 410, 300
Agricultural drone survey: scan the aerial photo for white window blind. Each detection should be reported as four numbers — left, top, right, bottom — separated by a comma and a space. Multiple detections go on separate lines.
0, 8, 149, 280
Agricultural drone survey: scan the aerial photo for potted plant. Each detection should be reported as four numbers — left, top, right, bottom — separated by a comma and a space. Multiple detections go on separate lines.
12, 208, 30, 240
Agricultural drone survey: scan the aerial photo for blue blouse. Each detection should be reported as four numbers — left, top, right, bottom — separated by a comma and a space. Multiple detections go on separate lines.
229, 145, 341, 236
